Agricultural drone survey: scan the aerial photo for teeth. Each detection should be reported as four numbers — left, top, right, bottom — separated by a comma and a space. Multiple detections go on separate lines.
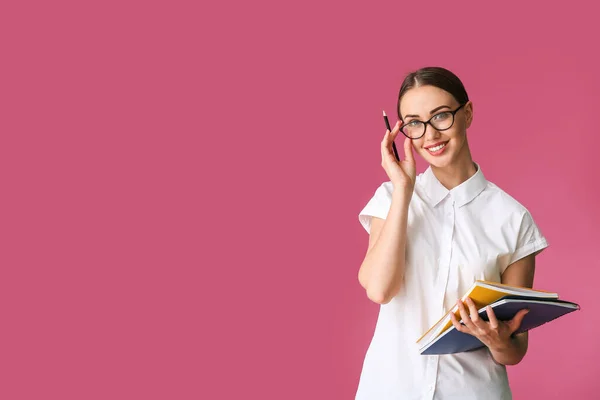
428, 143, 446, 152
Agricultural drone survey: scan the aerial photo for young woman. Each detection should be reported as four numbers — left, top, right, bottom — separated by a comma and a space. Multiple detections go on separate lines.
355, 67, 548, 400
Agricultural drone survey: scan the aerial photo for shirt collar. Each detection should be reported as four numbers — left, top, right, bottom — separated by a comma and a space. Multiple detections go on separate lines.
420, 162, 487, 208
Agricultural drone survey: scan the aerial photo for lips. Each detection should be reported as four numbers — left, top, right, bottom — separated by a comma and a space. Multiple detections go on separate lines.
424, 141, 449, 149
424, 140, 449, 156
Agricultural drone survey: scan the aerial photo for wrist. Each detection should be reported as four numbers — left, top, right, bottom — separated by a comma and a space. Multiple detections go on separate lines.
489, 335, 516, 354
392, 184, 413, 197
392, 188, 413, 203
489, 336, 526, 366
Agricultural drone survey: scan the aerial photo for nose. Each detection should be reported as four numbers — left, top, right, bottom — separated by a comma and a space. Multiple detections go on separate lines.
423, 122, 441, 140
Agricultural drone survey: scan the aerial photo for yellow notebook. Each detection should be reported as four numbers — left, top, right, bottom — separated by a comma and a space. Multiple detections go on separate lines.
416, 280, 558, 346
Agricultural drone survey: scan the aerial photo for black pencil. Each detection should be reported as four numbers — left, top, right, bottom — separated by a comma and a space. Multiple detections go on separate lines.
382, 110, 400, 162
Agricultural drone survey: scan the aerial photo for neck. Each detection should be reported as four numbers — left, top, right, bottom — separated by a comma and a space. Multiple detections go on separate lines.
430, 147, 477, 190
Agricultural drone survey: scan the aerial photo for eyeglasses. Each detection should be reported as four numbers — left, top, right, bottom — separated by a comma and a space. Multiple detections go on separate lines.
399, 103, 466, 139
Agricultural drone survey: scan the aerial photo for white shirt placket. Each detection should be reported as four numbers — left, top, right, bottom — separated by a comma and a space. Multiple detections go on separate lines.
425, 198, 456, 399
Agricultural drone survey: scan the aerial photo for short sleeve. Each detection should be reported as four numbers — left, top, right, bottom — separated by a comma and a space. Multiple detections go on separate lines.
358, 182, 393, 234
507, 210, 549, 265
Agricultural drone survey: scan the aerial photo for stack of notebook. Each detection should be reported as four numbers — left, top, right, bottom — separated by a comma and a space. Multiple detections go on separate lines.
417, 280, 580, 355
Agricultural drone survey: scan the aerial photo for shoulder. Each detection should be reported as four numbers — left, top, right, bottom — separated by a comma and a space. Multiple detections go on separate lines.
478, 180, 532, 218
481, 181, 549, 263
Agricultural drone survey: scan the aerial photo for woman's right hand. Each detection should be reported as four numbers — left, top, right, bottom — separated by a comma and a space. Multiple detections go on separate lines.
381, 121, 416, 193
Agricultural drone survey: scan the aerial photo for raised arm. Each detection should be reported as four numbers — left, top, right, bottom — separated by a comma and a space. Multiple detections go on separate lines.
358, 123, 416, 304
358, 189, 411, 304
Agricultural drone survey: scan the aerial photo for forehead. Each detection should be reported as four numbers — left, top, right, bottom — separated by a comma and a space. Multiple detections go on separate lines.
399, 85, 456, 117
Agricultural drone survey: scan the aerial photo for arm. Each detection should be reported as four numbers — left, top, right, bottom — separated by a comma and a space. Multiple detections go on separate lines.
358, 188, 411, 305
451, 254, 536, 365
487, 253, 536, 365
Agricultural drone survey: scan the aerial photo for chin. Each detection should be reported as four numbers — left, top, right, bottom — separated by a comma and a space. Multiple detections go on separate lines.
427, 158, 453, 169
421, 145, 454, 168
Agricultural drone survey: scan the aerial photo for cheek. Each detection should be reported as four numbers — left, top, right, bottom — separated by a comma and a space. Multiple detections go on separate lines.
454, 118, 468, 134
446, 126, 464, 142
412, 140, 426, 155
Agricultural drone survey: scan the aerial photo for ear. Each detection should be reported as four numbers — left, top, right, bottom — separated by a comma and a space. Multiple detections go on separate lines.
465, 101, 474, 128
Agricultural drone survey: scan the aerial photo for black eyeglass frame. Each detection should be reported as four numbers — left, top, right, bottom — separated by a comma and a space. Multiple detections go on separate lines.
399, 103, 467, 140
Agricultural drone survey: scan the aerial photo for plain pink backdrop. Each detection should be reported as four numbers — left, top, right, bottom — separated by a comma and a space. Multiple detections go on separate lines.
0, 0, 598, 399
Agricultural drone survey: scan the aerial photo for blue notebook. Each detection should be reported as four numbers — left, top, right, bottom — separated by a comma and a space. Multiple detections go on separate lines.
419, 296, 580, 355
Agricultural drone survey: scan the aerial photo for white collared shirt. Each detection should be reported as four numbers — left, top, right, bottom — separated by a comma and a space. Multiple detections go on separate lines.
355, 163, 548, 400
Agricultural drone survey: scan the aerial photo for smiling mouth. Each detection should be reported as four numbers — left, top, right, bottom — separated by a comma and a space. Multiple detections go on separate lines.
425, 141, 448, 153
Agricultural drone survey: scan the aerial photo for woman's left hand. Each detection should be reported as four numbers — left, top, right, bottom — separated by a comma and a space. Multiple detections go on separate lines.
450, 297, 530, 351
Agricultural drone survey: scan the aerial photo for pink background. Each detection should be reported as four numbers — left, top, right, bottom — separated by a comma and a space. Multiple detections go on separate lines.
1, 0, 598, 399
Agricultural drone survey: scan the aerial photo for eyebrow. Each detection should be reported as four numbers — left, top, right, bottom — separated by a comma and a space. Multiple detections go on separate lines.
403, 105, 452, 120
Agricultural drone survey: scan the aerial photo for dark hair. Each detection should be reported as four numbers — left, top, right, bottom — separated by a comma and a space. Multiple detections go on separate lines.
396, 66, 469, 120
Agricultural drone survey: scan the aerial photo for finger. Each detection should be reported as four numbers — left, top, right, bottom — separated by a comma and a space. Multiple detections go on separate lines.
450, 311, 468, 333
382, 128, 401, 163
466, 297, 486, 329
381, 128, 390, 142
391, 120, 401, 135
403, 136, 415, 164
381, 130, 395, 162
508, 308, 530, 334
387, 125, 399, 151
381, 129, 390, 155
486, 305, 499, 330
457, 300, 476, 331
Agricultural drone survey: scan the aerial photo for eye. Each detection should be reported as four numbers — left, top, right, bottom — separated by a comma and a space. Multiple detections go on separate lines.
406, 120, 421, 127
432, 112, 451, 121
